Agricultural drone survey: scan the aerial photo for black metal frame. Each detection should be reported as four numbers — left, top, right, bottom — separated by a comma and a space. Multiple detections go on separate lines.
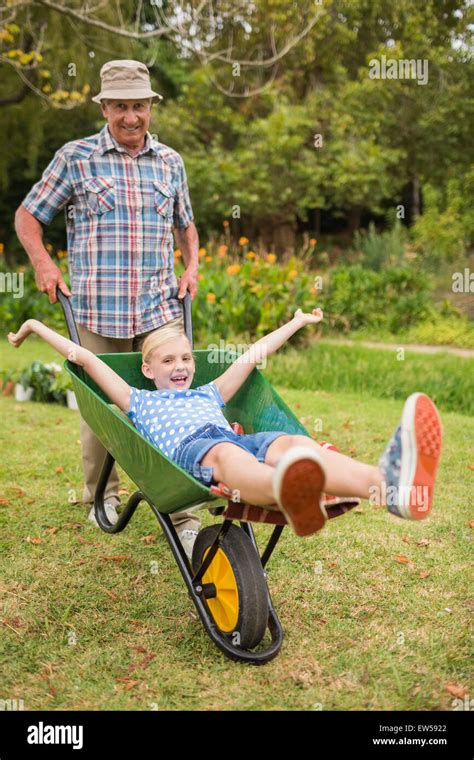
56, 287, 284, 664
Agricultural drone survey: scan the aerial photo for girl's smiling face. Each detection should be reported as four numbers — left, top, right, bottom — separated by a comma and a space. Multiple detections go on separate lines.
142, 335, 195, 390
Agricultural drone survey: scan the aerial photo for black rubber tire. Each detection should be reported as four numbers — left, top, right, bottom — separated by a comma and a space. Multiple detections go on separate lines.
192, 523, 269, 650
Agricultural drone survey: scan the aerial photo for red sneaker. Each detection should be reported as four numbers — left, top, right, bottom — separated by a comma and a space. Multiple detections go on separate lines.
401, 393, 443, 519
379, 393, 443, 520
273, 447, 328, 537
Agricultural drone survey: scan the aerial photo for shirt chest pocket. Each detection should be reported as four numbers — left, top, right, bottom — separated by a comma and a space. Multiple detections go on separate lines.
153, 180, 174, 218
83, 177, 115, 215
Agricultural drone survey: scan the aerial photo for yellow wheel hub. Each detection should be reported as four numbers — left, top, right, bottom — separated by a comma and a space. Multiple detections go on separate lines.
202, 547, 239, 632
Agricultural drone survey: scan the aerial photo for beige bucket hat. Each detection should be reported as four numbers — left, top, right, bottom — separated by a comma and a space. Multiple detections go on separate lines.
92, 59, 163, 103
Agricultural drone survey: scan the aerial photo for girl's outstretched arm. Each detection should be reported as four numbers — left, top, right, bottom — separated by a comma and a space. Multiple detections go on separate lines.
7, 319, 131, 413
214, 307, 323, 404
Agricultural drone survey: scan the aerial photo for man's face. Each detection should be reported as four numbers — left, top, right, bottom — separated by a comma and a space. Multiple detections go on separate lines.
142, 335, 196, 391
101, 99, 152, 150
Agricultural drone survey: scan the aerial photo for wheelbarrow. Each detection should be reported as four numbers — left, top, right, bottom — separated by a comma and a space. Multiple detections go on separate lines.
58, 288, 359, 665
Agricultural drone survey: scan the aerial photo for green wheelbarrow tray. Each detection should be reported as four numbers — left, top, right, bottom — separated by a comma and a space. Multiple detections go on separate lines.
57, 288, 358, 665
65, 347, 308, 515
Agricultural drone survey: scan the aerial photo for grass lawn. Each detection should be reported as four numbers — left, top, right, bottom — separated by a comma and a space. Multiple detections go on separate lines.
0, 338, 472, 711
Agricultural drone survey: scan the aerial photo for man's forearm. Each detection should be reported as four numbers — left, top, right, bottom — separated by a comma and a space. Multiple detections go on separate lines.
15, 206, 52, 269
174, 222, 199, 271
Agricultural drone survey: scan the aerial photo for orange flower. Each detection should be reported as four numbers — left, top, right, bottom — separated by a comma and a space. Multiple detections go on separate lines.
238, 236, 249, 245
223, 220, 229, 227
198, 247, 206, 258
309, 238, 317, 246
198, 273, 204, 281
218, 244, 228, 256
245, 251, 256, 259
0, 243, 4, 254
206, 292, 216, 303
288, 270, 298, 279
205, 256, 212, 263
227, 264, 241, 276
310, 287, 317, 295
46, 243, 53, 253
174, 249, 182, 258
266, 253, 276, 264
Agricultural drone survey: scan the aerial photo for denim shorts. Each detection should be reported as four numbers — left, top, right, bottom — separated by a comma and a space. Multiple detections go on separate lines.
173, 423, 288, 486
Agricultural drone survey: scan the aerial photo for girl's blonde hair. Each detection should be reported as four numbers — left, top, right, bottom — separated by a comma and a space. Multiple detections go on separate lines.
141, 318, 192, 365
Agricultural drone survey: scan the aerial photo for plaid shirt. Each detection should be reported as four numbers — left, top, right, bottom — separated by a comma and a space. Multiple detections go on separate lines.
22, 125, 194, 338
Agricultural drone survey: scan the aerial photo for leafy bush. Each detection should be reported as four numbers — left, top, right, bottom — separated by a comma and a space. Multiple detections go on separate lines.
0, 258, 68, 334
352, 219, 409, 271
401, 313, 474, 349
412, 174, 474, 265
183, 247, 317, 345
320, 265, 433, 333
0, 238, 449, 354
50, 366, 74, 395
11, 360, 66, 404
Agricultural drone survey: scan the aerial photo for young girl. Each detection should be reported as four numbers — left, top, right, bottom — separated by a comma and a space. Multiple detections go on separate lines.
7, 308, 442, 537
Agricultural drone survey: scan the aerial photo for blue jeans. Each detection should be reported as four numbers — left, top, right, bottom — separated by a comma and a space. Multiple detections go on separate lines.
173, 423, 288, 486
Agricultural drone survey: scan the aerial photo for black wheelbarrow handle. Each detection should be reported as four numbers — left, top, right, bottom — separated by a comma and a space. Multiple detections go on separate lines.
55, 286, 194, 348
56, 287, 81, 346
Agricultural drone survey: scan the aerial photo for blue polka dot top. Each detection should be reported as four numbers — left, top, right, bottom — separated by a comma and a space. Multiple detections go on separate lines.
127, 382, 233, 458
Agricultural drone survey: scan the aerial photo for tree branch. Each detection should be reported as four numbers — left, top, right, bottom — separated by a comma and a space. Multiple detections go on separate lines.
0, 82, 30, 106
37, 0, 170, 39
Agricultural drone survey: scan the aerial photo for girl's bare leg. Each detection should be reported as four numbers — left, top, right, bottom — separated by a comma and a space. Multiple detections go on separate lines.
200, 435, 385, 506
200, 443, 275, 505
264, 434, 384, 503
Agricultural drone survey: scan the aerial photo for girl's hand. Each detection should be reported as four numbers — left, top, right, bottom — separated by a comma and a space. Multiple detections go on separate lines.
7, 320, 35, 348
294, 307, 323, 326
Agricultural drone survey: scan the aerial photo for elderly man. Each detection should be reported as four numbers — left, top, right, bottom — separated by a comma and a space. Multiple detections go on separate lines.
15, 60, 201, 559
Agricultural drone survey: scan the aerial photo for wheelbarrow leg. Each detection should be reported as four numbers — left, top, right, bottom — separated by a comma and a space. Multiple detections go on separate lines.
93, 451, 142, 533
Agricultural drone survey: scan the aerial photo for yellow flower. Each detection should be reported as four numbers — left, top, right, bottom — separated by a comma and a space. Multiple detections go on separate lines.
206, 292, 216, 303
19, 52, 33, 65
205, 255, 212, 263
174, 249, 182, 257
17, 265, 27, 273
245, 251, 256, 259
309, 238, 317, 246
227, 264, 241, 276
266, 253, 276, 264
82, 83, 91, 95
46, 243, 53, 253
288, 270, 298, 279
42, 84, 52, 93
39, 69, 51, 78
198, 247, 206, 258
238, 236, 249, 245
